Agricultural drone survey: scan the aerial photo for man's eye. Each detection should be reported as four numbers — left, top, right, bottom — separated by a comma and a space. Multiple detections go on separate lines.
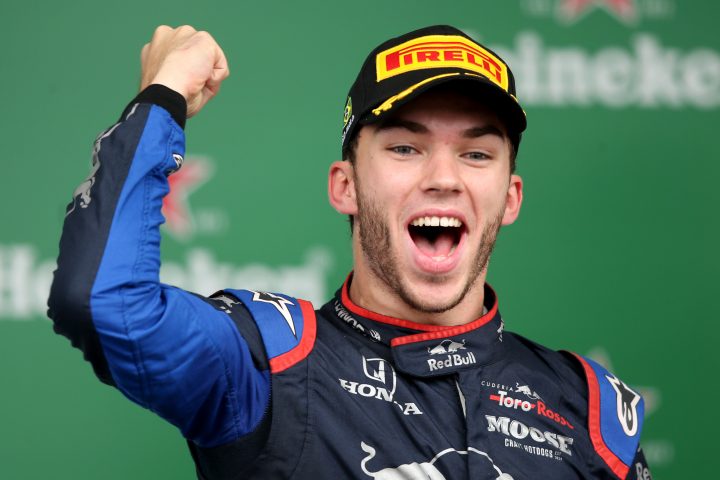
465, 151, 490, 161
390, 145, 416, 155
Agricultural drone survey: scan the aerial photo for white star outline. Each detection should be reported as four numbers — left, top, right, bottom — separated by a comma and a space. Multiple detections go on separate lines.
250, 291, 297, 338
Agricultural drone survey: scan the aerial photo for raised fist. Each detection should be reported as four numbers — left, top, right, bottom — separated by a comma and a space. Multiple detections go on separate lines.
140, 25, 230, 118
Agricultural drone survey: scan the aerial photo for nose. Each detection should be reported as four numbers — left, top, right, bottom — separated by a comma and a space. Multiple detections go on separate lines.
419, 149, 463, 194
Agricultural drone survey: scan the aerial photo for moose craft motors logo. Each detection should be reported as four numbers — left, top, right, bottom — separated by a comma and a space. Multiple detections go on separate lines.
485, 415, 574, 461
375, 34, 509, 91
339, 356, 423, 416
427, 338, 477, 372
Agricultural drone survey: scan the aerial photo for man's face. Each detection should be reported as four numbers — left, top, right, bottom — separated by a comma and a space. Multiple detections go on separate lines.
345, 88, 522, 314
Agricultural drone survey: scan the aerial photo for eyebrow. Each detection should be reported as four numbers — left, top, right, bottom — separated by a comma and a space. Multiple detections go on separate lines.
375, 118, 428, 134
375, 118, 506, 139
462, 125, 505, 139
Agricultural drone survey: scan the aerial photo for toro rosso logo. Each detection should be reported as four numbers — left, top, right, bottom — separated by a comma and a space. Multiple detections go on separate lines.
490, 390, 574, 430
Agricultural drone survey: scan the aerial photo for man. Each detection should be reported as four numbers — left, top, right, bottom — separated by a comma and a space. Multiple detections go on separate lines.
48, 25, 652, 479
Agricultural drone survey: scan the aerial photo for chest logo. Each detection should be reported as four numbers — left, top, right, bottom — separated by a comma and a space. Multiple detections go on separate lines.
485, 415, 575, 461
489, 389, 574, 430
515, 383, 542, 401
339, 356, 423, 416
428, 339, 466, 355
427, 338, 477, 372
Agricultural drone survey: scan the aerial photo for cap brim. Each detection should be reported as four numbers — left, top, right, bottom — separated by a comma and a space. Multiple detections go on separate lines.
361, 73, 527, 137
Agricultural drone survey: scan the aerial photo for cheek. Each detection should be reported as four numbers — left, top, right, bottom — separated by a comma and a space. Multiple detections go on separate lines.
471, 180, 511, 219
361, 168, 414, 209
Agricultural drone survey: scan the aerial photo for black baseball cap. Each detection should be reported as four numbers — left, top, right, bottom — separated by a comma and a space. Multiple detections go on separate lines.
341, 25, 526, 154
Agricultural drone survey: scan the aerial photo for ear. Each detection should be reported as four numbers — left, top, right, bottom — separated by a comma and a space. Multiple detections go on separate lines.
501, 174, 523, 226
328, 160, 358, 215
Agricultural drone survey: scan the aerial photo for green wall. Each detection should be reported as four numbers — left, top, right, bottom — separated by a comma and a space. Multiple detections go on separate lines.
1, 0, 717, 478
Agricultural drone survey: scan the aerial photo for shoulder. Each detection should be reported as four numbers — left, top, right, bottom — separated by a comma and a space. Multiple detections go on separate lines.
565, 352, 645, 478
221, 289, 317, 374
503, 332, 587, 391
504, 333, 645, 479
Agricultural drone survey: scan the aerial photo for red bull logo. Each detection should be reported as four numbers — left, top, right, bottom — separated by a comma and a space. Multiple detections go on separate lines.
427, 338, 477, 372
427, 339, 466, 355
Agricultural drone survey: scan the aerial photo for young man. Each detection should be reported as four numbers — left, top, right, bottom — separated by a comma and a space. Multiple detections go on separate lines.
48, 25, 651, 479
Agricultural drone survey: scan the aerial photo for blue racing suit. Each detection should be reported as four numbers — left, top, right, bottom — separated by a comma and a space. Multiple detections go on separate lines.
48, 85, 652, 480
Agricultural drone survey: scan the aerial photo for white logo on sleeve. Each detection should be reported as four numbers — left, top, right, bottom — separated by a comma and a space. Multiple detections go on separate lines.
606, 374, 641, 436
250, 290, 297, 337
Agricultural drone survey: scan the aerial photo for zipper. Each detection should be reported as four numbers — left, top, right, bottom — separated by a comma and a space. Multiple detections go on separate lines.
455, 376, 467, 418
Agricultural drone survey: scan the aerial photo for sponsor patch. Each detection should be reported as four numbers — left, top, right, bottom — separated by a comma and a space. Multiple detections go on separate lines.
333, 300, 381, 342
485, 415, 574, 461
339, 356, 422, 416
427, 338, 477, 372
489, 389, 574, 430
250, 290, 297, 337
606, 374, 642, 436
375, 34, 509, 92
341, 96, 355, 144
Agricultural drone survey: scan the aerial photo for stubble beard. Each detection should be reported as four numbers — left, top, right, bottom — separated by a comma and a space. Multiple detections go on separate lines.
356, 188, 504, 315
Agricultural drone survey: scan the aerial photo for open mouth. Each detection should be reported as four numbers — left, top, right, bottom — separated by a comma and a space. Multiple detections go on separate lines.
408, 216, 465, 259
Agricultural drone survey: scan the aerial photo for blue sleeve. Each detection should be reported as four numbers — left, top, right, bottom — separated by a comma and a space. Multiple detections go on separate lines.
570, 353, 645, 479
48, 91, 269, 448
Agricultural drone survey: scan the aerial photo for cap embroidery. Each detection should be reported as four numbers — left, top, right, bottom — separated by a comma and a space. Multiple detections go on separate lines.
375, 34, 508, 91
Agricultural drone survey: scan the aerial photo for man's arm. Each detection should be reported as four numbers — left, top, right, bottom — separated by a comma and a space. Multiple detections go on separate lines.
47, 27, 268, 449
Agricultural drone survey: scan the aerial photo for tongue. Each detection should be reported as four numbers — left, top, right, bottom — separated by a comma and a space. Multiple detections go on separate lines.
414, 230, 456, 258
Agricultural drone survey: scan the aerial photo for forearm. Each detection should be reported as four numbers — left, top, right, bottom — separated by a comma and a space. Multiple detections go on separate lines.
48, 85, 186, 384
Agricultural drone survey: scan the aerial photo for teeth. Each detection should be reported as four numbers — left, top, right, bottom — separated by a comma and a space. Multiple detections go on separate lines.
410, 216, 463, 228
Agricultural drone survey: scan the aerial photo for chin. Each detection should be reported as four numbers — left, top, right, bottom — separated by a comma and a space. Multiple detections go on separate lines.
399, 271, 476, 314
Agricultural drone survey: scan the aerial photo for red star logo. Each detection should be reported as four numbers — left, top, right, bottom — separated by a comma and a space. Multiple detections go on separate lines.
558, 0, 637, 23
162, 156, 212, 239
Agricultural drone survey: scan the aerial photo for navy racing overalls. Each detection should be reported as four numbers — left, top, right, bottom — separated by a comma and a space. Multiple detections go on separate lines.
48, 85, 652, 480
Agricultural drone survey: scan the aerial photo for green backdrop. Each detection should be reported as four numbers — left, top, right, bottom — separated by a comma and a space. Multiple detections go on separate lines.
1, 0, 717, 478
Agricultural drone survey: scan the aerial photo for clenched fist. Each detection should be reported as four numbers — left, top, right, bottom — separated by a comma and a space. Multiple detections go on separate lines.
140, 25, 230, 118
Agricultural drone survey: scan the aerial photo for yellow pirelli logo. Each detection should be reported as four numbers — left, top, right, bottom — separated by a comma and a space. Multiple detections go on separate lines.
375, 35, 509, 91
